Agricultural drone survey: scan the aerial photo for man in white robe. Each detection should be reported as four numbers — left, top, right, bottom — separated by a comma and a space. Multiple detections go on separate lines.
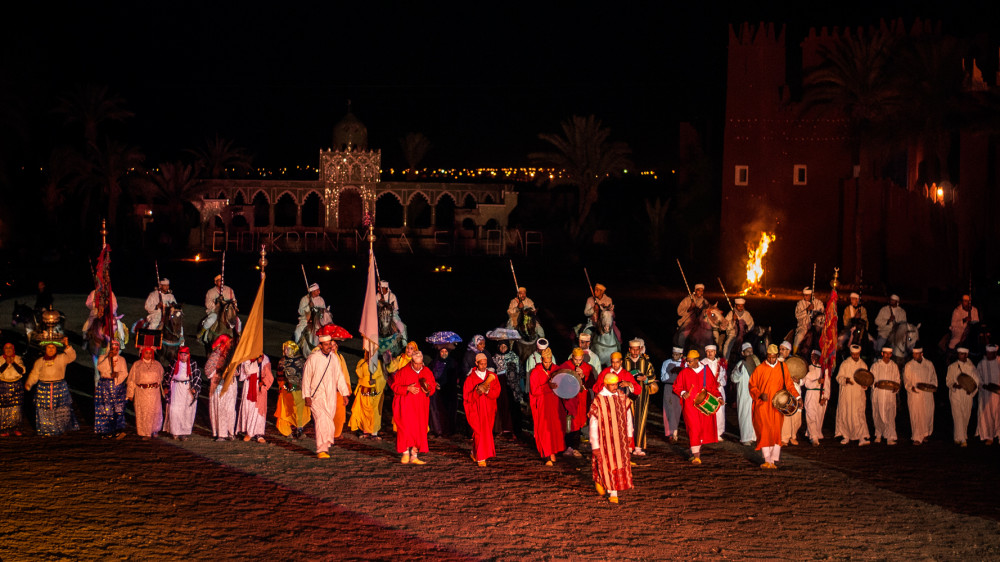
948, 294, 980, 351
976, 344, 1000, 445
729, 342, 758, 445
676, 283, 706, 328
303, 329, 352, 458
702, 344, 727, 440
163, 346, 201, 440
144, 278, 178, 329
835, 344, 870, 446
202, 274, 237, 331
793, 288, 824, 354
506, 286, 536, 329
294, 283, 331, 342
802, 350, 830, 445
870, 347, 900, 445
206, 335, 236, 441
946, 347, 979, 447
903, 346, 936, 445
873, 295, 906, 351
660, 347, 684, 442
236, 354, 274, 443
723, 297, 754, 358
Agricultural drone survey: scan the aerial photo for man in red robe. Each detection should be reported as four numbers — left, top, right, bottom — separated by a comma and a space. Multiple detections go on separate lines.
589, 373, 633, 504
463, 353, 501, 467
750, 344, 799, 469
391, 350, 436, 465
595, 352, 639, 396
557, 348, 593, 458
673, 349, 721, 464
529, 348, 565, 465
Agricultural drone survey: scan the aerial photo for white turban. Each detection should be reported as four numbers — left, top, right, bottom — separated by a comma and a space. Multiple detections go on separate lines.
802, 287, 813, 295
308, 283, 319, 292
672, 346, 684, 354
957, 347, 969, 354
780, 341, 792, 350
741, 342, 753, 352
705, 344, 717, 351
159, 278, 170, 286
694, 283, 705, 291
850, 292, 860, 299
734, 297, 745, 305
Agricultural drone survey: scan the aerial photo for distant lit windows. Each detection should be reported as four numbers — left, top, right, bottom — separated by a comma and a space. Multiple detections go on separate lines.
793, 165, 807, 186
735, 165, 749, 186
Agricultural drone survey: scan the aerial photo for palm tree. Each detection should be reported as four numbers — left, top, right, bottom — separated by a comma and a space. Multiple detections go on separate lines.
41, 146, 86, 233
801, 29, 903, 285
53, 83, 134, 148
529, 115, 632, 240
139, 161, 208, 246
399, 132, 432, 173
80, 139, 145, 231
186, 135, 253, 179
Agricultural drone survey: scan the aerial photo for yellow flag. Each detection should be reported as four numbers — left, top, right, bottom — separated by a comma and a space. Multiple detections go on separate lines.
222, 273, 265, 393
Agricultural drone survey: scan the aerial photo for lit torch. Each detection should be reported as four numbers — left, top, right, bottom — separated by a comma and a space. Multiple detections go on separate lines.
740, 232, 776, 295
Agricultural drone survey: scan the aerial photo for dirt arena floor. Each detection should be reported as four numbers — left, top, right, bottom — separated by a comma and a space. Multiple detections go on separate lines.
2, 293, 999, 560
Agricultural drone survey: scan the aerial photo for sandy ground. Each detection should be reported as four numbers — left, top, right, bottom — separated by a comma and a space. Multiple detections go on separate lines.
1, 295, 999, 560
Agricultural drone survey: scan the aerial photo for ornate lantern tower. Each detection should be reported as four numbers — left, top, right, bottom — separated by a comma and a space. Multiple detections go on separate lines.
319, 102, 381, 228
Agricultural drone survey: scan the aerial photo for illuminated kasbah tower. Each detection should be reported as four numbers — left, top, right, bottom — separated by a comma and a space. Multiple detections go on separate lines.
719, 22, 849, 289
319, 104, 381, 229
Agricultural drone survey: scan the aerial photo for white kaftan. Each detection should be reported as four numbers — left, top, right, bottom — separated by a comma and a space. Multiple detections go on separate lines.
835, 357, 870, 441
302, 348, 351, 453
870, 359, 900, 441
946, 359, 979, 443
903, 358, 936, 443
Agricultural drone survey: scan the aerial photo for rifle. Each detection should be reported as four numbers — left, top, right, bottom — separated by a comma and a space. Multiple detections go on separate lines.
154, 260, 164, 329
676, 259, 693, 299
584, 267, 599, 322
509, 260, 523, 306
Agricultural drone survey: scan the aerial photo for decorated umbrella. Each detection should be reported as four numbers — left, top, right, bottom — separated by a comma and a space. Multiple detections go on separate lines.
325, 324, 353, 341
486, 327, 521, 341
426, 331, 463, 345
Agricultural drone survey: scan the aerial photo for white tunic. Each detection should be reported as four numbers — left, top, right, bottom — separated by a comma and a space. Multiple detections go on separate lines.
208, 368, 237, 439
874, 305, 907, 339
724, 309, 755, 340
236, 356, 271, 438
144, 290, 178, 329
702, 357, 727, 438
294, 294, 331, 340
302, 348, 351, 453
802, 363, 830, 441
165, 361, 198, 436
729, 358, 757, 443
975, 357, 1000, 441
903, 358, 936, 442
870, 359, 900, 441
946, 359, 980, 442
835, 357, 870, 441
507, 296, 536, 328
781, 376, 804, 444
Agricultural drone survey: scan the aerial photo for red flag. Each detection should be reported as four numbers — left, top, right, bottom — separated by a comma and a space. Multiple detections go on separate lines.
94, 244, 114, 343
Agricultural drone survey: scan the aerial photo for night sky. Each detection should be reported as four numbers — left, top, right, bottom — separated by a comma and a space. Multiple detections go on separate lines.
3, 1, 994, 171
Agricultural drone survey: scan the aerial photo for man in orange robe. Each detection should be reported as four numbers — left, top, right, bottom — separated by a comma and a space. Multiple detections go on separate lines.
557, 348, 593, 458
673, 349, 720, 464
391, 350, 435, 464
530, 348, 565, 465
749, 344, 799, 469
463, 353, 501, 467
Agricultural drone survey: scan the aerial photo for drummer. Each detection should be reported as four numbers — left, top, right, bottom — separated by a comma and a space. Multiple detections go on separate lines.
870, 347, 900, 445
557, 348, 594, 459
902, 345, 936, 445
673, 350, 720, 465
946, 347, 979, 447
749, 344, 799, 469
834, 344, 870, 446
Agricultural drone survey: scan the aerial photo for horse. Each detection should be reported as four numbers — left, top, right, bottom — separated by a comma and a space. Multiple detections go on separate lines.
200, 299, 241, 354
948, 321, 990, 361
11, 302, 39, 341
158, 303, 185, 365
674, 302, 728, 354
377, 300, 406, 363
85, 313, 128, 383
576, 308, 620, 367
723, 320, 770, 369
297, 304, 332, 355
838, 318, 873, 359
12, 302, 66, 362
513, 307, 544, 365
887, 321, 920, 368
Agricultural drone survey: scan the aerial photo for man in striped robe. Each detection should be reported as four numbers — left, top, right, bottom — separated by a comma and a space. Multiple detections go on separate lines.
589, 373, 633, 504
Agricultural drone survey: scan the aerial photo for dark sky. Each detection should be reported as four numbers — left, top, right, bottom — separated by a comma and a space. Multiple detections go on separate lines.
3, 1, 994, 170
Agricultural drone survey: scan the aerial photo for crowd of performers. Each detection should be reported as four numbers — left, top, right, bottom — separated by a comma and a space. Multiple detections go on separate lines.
2, 276, 998, 506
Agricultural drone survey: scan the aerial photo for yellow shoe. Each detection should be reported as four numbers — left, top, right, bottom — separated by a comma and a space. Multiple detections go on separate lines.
477, 460, 487, 467
544, 460, 554, 466
760, 462, 770, 469
317, 452, 330, 459
960, 441, 968, 448
595, 482, 606, 496
401, 453, 410, 464
609, 496, 619, 504
768, 463, 778, 470
410, 457, 426, 465
690, 456, 702, 465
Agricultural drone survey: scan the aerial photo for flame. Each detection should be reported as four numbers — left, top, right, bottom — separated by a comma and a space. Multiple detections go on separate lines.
741, 232, 776, 295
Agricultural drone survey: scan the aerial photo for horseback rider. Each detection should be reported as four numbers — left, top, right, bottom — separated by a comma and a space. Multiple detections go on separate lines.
83, 289, 119, 334
793, 287, 824, 354
294, 283, 331, 343
202, 274, 237, 332
724, 297, 755, 347
378, 281, 405, 335
584, 283, 614, 331
144, 278, 178, 330
506, 287, 536, 329
948, 294, 979, 351
677, 283, 706, 327
874, 294, 906, 351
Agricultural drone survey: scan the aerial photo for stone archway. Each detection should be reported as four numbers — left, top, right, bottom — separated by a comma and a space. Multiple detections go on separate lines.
435, 193, 456, 229
407, 192, 432, 228
275, 193, 298, 227
375, 193, 404, 228
302, 191, 324, 227
338, 188, 364, 229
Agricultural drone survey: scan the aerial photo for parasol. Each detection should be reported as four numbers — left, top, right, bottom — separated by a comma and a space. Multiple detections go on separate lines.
426, 331, 463, 345
486, 327, 522, 341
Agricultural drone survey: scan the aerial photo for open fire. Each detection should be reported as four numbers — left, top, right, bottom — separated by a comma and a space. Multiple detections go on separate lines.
740, 232, 776, 295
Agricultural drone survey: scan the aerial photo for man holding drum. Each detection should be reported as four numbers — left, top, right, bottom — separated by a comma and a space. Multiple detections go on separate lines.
750, 344, 799, 469
903, 345, 936, 445
976, 344, 1000, 445
528, 348, 566, 466
946, 347, 979, 447
835, 344, 871, 446
673, 349, 721, 465
870, 347, 901, 445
